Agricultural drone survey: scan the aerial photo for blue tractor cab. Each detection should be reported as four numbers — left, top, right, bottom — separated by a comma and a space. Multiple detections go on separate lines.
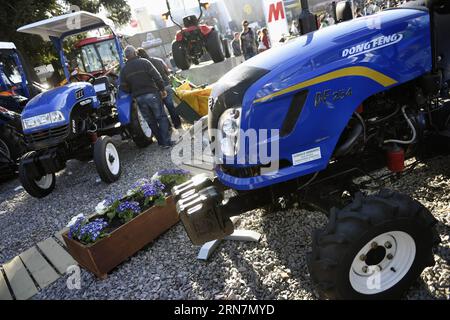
17, 11, 153, 198
174, 0, 449, 299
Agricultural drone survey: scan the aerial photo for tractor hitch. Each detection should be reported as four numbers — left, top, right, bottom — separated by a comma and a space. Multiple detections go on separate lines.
173, 174, 276, 245
174, 177, 234, 245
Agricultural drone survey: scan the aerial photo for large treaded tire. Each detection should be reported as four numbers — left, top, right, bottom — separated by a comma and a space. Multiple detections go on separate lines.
172, 41, 191, 71
206, 30, 225, 63
130, 102, 153, 148
94, 136, 121, 183
307, 189, 440, 300
19, 152, 56, 198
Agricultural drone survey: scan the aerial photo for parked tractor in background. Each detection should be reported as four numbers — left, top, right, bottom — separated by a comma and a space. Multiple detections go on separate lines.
163, 0, 230, 70
0, 42, 44, 180
17, 11, 153, 198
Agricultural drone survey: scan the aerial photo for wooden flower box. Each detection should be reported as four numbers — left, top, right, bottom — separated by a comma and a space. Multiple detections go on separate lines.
62, 197, 179, 279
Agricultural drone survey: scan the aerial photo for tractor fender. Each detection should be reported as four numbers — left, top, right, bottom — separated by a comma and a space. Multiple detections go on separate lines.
21, 82, 99, 135
213, 8, 433, 190
176, 25, 214, 42
116, 90, 133, 125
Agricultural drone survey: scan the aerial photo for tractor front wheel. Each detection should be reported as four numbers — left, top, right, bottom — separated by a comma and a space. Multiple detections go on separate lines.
172, 41, 191, 70
94, 136, 121, 183
19, 152, 56, 198
206, 30, 225, 63
307, 189, 440, 299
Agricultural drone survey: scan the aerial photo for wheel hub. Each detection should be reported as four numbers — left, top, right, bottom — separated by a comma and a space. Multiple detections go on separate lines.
105, 143, 120, 175
349, 231, 416, 295
365, 246, 387, 266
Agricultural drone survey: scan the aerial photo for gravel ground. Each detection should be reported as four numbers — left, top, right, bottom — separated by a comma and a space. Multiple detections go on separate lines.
0, 132, 449, 300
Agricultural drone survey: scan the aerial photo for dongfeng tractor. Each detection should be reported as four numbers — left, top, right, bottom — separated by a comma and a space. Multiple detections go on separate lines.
17, 11, 153, 198
174, 1, 448, 299
163, 0, 230, 70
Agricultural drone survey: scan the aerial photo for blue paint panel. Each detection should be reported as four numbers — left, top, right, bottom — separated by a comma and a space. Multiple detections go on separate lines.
215, 8, 432, 190
116, 90, 132, 125
21, 82, 99, 134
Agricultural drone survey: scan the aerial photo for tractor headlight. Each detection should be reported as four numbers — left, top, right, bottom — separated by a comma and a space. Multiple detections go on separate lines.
22, 111, 65, 130
218, 108, 241, 157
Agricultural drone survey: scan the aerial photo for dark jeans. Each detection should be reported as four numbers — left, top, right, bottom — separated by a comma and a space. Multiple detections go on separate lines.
163, 85, 182, 129
136, 93, 171, 146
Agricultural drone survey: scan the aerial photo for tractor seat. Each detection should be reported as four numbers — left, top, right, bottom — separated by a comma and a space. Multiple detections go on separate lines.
183, 15, 199, 28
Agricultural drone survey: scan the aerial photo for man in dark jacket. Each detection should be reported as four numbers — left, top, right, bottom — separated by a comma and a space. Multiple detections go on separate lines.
137, 48, 182, 129
240, 20, 257, 60
120, 46, 172, 148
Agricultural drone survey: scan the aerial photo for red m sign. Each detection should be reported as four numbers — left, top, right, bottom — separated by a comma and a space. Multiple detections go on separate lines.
268, 1, 286, 23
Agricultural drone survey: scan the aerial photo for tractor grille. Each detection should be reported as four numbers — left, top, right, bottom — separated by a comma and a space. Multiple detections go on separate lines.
25, 125, 69, 146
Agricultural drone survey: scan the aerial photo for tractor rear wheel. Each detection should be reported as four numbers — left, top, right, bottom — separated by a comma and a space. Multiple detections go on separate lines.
172, 41, 191, 70
307, 189, 440, 299
206, 30, 225, 63
19, 152, 56, 198
94, 136, 121, 183
130, 102, 153, 148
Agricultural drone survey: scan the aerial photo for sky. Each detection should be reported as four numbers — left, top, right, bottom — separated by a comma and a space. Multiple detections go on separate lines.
119, 0, 202, 33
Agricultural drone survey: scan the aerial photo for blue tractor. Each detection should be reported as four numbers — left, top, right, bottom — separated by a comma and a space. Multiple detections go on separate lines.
0, 42, 43, 180
174, 0, 448, 299
17, 12, 153, 198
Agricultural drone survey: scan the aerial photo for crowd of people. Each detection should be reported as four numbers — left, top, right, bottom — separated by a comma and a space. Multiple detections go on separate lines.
230, 20, 272, 60
317, 0, 412, 29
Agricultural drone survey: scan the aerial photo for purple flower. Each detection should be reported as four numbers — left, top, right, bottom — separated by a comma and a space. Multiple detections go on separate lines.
130, 178, 151, 190
104, 194, 121, 207
117, 201, 141, 214
152, 179, 166, 192
69, 218, 108, 243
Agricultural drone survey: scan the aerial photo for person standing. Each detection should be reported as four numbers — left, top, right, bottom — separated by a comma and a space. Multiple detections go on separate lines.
261, 28, 271, 51
290, 20, 300, 36
355, 7, 364, 17
231, 32, 242, 57
240, 20, 257, 60
136, 48, 182, 130
120, 46, 172, 149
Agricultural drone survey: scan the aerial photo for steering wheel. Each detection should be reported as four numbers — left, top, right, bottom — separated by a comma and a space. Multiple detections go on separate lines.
69, 72, 96, 84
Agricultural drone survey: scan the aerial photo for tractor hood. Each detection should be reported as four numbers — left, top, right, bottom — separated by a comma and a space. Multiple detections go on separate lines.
211, 8, 430, 106
22, 82, 98, 133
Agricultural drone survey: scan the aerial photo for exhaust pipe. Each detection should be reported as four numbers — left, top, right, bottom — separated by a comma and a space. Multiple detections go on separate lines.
298, 0, 318, 35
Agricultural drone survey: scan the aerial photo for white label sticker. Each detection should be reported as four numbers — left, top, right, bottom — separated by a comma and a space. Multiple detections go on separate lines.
94, 83, 106, 92
292, 147, 322, 166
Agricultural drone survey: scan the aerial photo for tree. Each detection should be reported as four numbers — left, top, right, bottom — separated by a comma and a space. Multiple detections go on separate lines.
0, 0, 131, 69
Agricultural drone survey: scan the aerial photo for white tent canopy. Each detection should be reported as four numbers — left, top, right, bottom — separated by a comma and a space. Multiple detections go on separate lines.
17, 11, 114, 41
0, 42, 17, 50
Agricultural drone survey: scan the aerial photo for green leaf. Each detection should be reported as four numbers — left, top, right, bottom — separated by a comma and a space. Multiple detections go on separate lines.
106, 209, 116, 222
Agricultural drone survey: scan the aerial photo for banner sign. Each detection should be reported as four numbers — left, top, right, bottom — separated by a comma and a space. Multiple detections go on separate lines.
262, 0, 289, 44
